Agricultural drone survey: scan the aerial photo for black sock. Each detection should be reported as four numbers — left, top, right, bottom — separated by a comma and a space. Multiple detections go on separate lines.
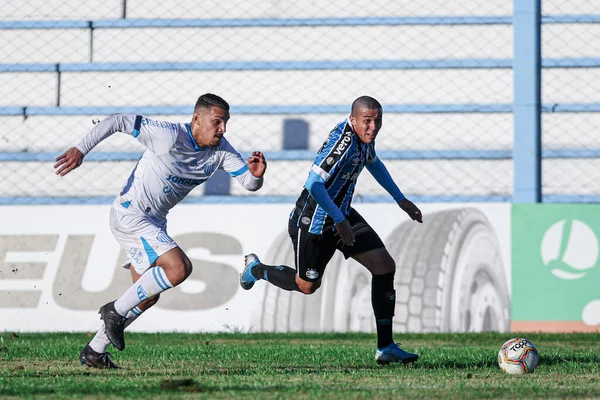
253, 263, 301, 292
372, 272, 395, 348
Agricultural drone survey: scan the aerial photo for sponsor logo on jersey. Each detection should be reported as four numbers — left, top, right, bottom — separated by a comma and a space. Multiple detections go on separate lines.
306, 269, 319, 279
333, 133, 352, 156
326, 157, 335, 165
141, 118, 177, 131
165, 175, 206, 186
341, 172, 359, 181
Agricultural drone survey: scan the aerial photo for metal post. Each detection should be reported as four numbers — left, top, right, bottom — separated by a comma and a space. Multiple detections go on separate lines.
513, 0, 542, 203
89, 21, 94, 62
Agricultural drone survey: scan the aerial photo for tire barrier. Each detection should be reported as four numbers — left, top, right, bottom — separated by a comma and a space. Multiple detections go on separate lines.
255, 207, 509, 333
388, 207, 509, 333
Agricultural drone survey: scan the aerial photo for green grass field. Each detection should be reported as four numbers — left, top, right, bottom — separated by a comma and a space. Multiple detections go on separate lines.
1, 332, 599, 399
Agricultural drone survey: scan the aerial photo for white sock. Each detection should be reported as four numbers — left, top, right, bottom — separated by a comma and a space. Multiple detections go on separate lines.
89, 307, 144, 353
114, 266, 173, 316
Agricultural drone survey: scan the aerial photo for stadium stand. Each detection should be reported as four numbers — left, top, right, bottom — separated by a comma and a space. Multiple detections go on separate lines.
0, 1, 598, 203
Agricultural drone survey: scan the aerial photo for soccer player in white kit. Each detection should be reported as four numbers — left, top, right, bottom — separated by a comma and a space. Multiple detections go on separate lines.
54, 93, 267, 369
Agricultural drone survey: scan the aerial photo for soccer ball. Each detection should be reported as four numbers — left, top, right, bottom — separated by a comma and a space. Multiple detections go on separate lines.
497, 338, 539, 374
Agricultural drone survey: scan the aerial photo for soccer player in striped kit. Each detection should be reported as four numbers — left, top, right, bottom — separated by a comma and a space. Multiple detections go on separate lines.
240, 96, 422, 364
55, 93, 267, 368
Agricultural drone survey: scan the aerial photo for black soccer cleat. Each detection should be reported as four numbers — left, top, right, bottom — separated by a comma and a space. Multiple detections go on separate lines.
79, 344, 120, 369
99, 301, 127, 351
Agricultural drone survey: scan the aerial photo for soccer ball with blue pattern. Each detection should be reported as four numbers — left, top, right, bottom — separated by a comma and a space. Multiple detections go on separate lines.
498, 338, 539, 374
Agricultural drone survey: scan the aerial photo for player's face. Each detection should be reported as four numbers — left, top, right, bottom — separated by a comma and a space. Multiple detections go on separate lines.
191, 106, 230, 147
350, 108, 382, 144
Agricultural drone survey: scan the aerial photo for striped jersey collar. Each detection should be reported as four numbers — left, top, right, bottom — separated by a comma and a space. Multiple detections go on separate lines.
345, 116, 355, 132
185, 123, 207, 151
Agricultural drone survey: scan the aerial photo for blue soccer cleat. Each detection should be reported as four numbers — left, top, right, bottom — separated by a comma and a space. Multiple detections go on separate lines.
375, 342, 419, 365
240, 253, 261, 290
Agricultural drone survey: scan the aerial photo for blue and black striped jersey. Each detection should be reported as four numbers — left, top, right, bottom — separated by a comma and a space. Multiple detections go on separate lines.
291, 118, 377, 234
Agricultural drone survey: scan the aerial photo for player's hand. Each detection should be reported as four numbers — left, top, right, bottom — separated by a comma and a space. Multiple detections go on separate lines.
247, 151, 267, 178
54, 147, 84, 176
399, 198, 423, 223
335, 219, 355, 246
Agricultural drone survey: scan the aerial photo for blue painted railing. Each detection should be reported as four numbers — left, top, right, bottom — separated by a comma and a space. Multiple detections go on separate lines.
0, 14, 599, 31
0, 16, 514, 30
4, 57, 600, 74
2, 149, 600, 162
1, 194, 598, 206
3, 103, 600, 118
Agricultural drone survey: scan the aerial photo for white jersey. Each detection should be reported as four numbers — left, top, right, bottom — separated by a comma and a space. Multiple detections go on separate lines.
77, 114, 262, 222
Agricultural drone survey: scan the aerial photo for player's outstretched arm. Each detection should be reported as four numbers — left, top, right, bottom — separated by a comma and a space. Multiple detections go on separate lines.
247, 151, 267, 178
398, 198, 423, 223
366, 157, 422, 223
54, 147, 84, 176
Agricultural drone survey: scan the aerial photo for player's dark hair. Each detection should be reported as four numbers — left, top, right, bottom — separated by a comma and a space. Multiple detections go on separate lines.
351, 96, 382, 116
194, 93, 230, 112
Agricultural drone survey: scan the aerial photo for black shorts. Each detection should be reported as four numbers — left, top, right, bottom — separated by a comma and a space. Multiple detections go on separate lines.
288, 208, 384, 282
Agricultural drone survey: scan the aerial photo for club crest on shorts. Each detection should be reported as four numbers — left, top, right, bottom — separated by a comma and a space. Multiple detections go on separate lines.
306, 269, 319, 279
156, 230, 174, 244
129, 248, 144, 265
301, 216, 311, 225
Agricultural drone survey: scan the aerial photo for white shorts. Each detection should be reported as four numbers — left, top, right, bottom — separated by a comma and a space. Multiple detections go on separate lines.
109, 206, 178, 274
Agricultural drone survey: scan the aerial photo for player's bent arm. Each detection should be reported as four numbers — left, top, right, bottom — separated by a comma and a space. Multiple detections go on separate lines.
366, 157, 406, 203
76, 114, 137, 155
305, 171, 345, 223
233, 167, 264, 192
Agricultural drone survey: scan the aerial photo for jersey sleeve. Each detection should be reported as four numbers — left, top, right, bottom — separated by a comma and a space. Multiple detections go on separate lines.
366, 157, 405, 202
76, 114, 177, 155
220, 140, 249, 176
220, 140, 264, 191
131, 116, 178, 155
310, 120, 353, 181
76, 114, 136, 155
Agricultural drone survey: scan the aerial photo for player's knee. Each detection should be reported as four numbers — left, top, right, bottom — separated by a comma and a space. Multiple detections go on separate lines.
182, 259, 193, 279
297, 279, 321, 295
385, 257, 396, 273
379, 252, 396, 274
177, 261, 193, 283
164, 260, 193, 285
